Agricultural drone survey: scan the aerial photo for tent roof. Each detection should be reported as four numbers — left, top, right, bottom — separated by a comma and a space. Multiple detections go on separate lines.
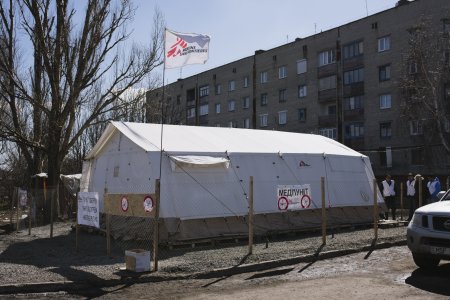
85, 121, 365, 159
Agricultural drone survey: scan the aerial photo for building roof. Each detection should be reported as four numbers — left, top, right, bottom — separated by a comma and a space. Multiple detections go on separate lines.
86, 121, 365, 159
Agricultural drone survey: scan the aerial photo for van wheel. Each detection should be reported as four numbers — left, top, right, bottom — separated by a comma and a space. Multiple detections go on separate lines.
412, 253, 440, 269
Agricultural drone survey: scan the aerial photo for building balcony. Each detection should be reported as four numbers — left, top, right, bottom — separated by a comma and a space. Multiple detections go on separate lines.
318, 88, 337, 103
317, 63, 337, 78
343, 108, 364, 121
186, 100, 196, 107
318, 114, 337, 127
342, 56, 364, 71
343, 82, 364, 97
199, 115, 209, 125
186, 117, 196, 126
344, 138, 365, 151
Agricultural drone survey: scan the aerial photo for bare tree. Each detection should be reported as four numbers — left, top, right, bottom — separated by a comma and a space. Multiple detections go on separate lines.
0, 0, 165, 221
399, 17, 450, 154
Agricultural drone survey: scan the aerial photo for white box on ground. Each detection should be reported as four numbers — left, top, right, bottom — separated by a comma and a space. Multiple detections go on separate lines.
125, 249, 151, 272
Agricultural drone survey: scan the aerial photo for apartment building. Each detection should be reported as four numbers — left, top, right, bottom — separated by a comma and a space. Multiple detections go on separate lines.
147, 0, 450, 177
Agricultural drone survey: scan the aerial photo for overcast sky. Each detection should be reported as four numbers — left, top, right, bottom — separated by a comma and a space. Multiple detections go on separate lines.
131, 0, 400, 85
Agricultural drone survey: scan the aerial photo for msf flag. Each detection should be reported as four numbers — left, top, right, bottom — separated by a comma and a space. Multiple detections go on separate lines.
165, 29, 210, 69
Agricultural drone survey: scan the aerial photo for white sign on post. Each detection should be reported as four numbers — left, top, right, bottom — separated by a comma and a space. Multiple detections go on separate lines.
77, 192, 99, 228
277, 184, 312, 210
18, 189, 28, 207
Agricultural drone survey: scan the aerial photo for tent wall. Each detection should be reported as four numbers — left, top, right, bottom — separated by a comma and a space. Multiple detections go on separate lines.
85, 132, 157, 212
159, 152, 382, 219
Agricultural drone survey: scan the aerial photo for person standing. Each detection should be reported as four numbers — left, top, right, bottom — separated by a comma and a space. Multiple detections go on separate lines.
382, 174, 396, 220
406, 173, 416, 221
428, 176, 441, 203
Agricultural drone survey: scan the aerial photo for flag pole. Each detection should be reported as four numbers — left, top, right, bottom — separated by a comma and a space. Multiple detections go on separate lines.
159, 29, 166, 180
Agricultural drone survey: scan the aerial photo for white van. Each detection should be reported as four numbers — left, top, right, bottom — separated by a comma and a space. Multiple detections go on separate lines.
407, 189, 450, 269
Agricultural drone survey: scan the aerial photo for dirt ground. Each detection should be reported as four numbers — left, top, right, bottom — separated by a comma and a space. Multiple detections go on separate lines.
0, 213, 419, 299
5, 246, 447, 299
92, 246, 450, 299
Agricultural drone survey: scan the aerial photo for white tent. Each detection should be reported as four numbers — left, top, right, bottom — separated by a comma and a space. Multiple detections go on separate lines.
81, 121, 383, 242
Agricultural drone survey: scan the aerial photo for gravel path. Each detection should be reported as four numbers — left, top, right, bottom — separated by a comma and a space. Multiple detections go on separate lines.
0, 220, 407, 286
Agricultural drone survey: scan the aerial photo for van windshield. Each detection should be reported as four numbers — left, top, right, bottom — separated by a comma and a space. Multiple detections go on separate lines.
441, 191, 450, 201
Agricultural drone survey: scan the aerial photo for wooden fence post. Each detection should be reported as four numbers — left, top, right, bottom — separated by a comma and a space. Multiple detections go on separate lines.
106, 213, 111, 256
153, 179, 160, 272
321, 177, 326, 245
248, 176, 254, 255
373, 178, 378, 240
400, 182, 404, 221
15, 188, 20, 232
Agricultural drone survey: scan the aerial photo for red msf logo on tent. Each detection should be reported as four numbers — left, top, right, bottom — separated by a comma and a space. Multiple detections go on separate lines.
167, 37, 187, 58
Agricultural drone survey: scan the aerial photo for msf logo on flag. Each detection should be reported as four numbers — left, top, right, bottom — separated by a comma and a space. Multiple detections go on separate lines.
165, 29, 210, 69
167, 37, 188, 58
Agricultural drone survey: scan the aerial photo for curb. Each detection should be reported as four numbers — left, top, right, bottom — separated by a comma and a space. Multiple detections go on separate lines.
0, 239, 407, 295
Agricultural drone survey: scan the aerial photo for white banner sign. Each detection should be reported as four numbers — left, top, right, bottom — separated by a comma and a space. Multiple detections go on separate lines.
77, 192, 99, 228
165, 29, 210, 69
277, 184, 312, 211
18, 188, 28, 206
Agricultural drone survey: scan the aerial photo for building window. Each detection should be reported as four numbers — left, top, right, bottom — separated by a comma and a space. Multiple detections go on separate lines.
343, 68, 364, 85
379, 64, 391, 81
260, 71, 268, 83
379, 94, 392, 109
319, 75, 336, 91
278, 66, 287, 79
298, 108, 306, 122
228, 80, 235, 91
199, 104, 209, 116
228, 100, 235, 112
176, 95, 181, 105
318, 49, 335, 67
344, 95, 364, 110
279, 89, 287, 102
215, 84, 222, 95
260, 93, 268, 106
187, 107, 195, 119
327, 105, 336, 115
408, 61, 418, 74
243, 76, 249, 88
278, 111, 287, 125
378, 36, 391, 52
260, 114, 268, 127
243, 118, 250, 129
215, 103, 221, 114
345, 123, 364, 138
380, 122, 392, 138
443, 20, 450, 33
411, 148, 425, 165
319, 128, 337, 140
297, 59, 307, 74
409, 120, 423, 135
298, 85, 307, 98
343, 41, 363, 59
199, 85, 209, 97
242, 96, 250, 109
